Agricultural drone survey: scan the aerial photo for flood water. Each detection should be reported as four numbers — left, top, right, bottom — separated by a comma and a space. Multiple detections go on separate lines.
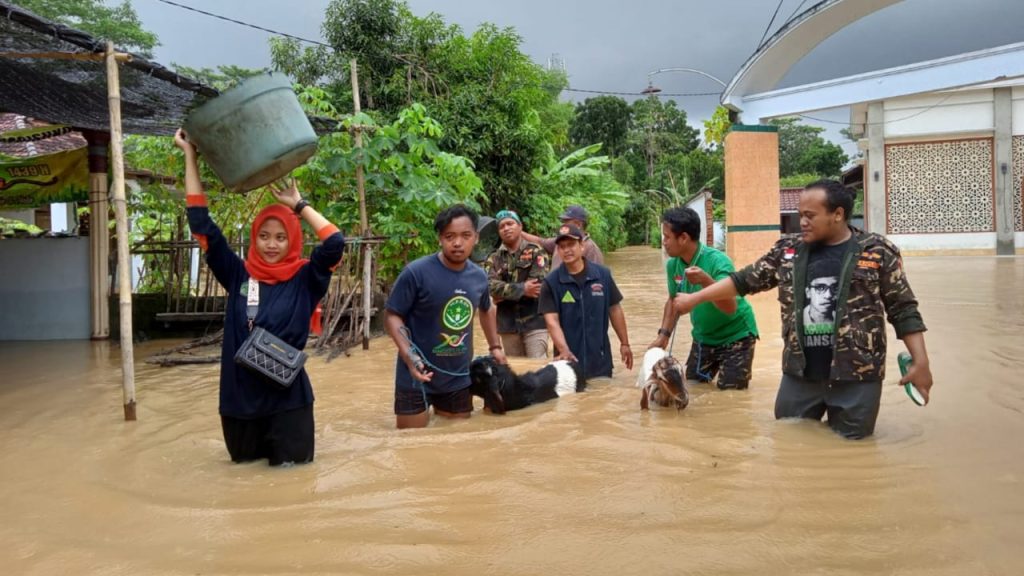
1, 247, 1022, 575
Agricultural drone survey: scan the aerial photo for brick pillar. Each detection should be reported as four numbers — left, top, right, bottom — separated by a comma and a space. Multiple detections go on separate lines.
725, 125, 780, 267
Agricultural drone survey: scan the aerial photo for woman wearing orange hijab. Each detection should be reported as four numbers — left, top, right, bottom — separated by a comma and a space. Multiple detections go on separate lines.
175, 129, 344, 466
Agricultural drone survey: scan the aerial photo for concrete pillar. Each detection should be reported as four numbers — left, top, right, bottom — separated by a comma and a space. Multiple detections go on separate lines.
724, 125, 780, 267
83, 131, 110, 339
994, 87, 1014, 255
866, 102, 887, 235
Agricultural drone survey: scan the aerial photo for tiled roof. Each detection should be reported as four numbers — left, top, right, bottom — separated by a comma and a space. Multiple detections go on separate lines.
780, 187, 803, 213
0, 112, 85, 157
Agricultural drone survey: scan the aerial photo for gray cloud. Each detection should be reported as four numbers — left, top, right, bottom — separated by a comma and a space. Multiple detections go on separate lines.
134, 0, 1024, 146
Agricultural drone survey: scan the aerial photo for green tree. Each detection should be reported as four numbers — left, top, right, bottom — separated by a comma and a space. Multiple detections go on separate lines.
171, 64, 268, 91
568, 95, 632, 157
703, 105, 731, 149
526, 143, 629, 250
270, 1, 561, 214
291, 90, 483, 281
769, 117, 848, 178
630, 97, 700, 179
15, 0, 158, 56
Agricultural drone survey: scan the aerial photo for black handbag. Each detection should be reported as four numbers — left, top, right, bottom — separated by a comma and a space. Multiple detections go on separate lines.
234, 326, 307, 388
233, 280, 306, 388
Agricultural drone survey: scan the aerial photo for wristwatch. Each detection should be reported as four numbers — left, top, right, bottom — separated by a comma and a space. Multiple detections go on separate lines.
657, 328, 672, 338
293, 199, 310, 215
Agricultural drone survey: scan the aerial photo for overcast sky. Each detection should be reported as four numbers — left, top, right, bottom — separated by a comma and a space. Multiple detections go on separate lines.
131, 0, 1024, 149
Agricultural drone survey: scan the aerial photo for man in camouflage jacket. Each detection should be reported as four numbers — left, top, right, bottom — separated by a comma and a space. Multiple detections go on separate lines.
484, 210, 550, 358
673, 180, 934, 439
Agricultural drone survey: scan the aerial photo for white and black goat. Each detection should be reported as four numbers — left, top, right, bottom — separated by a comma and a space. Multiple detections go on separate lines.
469, 356, 586, 414
637, 347, 689, 410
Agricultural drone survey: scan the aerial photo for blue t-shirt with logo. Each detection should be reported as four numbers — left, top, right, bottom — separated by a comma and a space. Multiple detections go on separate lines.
386, 253, 491, 393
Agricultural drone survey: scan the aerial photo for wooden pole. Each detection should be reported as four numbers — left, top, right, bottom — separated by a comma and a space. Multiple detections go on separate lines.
0, 50, 132, 62
84, 131, 111, 340
106, 42, 137, 421
350, 59, 373, 350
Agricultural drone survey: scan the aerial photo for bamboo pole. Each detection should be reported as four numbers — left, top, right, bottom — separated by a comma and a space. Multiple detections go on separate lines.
350, 59, 373, 350
0, 50, 132, 62
106, 42, 137, 421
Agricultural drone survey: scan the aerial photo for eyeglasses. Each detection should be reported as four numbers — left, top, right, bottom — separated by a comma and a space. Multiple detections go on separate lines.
810, 283, 838, 294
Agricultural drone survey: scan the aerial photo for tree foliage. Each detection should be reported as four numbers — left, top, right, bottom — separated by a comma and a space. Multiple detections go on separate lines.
769, 117, 848, 178
291, 89, 483, 282
569, 96, 632, 157
171, 64, 268, 91
270, 1, 566, 214
526, 143, 629, 251
14, 0, 158, 56
703, 105, 731, 148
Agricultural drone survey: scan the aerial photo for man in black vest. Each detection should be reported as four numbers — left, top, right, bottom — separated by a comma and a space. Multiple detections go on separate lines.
537, 224, 633, 379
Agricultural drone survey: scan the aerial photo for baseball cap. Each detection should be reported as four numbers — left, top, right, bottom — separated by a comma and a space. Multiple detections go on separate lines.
559, 205, 589, 224
555, 223, 585, 243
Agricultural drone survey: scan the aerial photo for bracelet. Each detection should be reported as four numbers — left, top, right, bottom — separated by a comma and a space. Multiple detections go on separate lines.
657, 328, 672, 338
489, 345, 503, 351
621, 343, 631, 348
293, 199, 309, 215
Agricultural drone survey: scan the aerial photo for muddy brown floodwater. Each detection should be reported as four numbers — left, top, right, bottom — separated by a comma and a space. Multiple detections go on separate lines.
1, 247, 1022, 575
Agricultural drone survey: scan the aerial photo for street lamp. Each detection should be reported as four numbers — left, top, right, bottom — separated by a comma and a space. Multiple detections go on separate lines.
641, 67, 728, 95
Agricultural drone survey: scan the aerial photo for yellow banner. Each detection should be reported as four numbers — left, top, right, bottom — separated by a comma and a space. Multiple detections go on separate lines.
0, 147, 88, 208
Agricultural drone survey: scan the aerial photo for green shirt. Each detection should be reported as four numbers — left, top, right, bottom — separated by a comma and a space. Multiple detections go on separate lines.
666, 243, 759, 346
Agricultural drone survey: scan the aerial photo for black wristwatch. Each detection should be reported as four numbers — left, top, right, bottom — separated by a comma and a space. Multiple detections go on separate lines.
293, 199, 310, 215
657, 328, 672, 338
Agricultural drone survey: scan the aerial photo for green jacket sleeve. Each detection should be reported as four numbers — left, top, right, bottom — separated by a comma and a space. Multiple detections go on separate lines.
878, 240, 927, 338
730, 237, 788, 296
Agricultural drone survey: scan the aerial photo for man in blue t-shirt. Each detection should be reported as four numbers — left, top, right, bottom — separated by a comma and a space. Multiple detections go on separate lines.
385, 205, 508, 429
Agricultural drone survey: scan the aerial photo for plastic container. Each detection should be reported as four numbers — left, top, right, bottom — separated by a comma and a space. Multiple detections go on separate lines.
898, 351, 925, 406
183, 73, 317, 192
472, 216, 501, 263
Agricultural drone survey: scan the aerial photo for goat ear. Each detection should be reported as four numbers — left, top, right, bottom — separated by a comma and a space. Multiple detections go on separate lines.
486, 381, 506, 415
640, 388, 650, 410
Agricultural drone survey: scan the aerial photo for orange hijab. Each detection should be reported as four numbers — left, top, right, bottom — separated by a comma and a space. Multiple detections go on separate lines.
244, 204, 307, 285
244, 204, 324, 335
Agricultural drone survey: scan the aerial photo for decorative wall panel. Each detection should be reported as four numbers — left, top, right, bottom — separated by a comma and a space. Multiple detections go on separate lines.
1013, 135, 1023, 231
886, 139, 994, 234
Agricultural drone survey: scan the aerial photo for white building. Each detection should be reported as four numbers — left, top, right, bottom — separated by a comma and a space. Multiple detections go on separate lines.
721, 0, 1024, 256
847, 86, 1024, 254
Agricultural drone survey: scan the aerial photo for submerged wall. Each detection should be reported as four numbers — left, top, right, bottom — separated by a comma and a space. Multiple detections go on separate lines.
0, 237, 90, 340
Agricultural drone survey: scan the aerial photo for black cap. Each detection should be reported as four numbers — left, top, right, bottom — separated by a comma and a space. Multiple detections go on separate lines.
559, 204, 589, 224
555, 223, 585, 243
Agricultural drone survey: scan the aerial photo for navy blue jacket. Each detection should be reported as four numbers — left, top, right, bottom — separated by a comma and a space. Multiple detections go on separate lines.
187, 204, 344, 419
539, 262, 622, 379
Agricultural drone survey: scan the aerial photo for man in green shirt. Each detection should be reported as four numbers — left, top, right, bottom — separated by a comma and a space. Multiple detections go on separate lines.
648, 207, 759, 390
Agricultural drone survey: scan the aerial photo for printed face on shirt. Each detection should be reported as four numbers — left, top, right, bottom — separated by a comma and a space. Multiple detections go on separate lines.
799, 187, 847, 244
438, 215, 478, 265
255, 217, 289, 264
806, 276, 838, 323
556, 237, 582, 266
497, 217, 523, 247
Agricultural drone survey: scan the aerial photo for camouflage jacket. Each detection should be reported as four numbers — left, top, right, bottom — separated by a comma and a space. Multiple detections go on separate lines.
730, 228, 926, 382
484, 239, 550, 333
